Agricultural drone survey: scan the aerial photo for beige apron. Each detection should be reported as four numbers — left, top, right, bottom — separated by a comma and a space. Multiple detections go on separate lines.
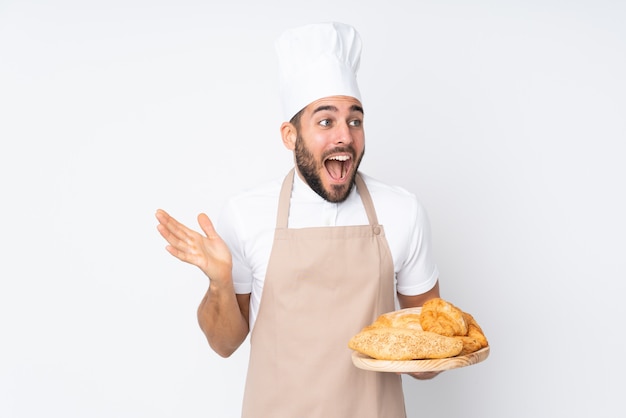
241, 169, 406, 418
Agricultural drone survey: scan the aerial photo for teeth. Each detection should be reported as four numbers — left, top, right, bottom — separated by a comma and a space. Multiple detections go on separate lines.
328, 155, 350, 161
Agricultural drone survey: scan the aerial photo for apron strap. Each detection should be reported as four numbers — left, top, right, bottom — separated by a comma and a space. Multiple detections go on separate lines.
276, 168, 295, 229
276, 168, 380, 228
354, 172, 380, 227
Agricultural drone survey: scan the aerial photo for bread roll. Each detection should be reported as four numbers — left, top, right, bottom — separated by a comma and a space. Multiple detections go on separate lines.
455, 312, 489, 355
369, 309, 423, 331
419, 298, 467, 337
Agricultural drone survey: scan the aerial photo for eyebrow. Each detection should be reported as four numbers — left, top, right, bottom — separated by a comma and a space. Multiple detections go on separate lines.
312, 104, 364, 115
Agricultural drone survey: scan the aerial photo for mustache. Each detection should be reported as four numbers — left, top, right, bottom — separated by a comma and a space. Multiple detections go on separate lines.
321, 146, 356, 160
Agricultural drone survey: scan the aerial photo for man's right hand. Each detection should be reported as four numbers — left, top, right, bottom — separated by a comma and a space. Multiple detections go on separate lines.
155, 209, 233, 284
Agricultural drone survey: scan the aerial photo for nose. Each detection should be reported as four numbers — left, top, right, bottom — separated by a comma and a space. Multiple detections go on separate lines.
334, 121, 353, 145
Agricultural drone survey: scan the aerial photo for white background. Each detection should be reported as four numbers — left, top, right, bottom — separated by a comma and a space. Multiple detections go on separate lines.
1, 0, 625, 417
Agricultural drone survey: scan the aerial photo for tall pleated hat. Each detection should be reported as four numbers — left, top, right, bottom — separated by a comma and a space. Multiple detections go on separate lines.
275, 22, 363, 121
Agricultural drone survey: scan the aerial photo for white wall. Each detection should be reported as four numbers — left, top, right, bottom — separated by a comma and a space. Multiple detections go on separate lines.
1, 1, 625, 417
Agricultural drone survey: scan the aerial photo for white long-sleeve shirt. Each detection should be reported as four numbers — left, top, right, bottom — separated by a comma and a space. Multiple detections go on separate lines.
216, 170, 439, 330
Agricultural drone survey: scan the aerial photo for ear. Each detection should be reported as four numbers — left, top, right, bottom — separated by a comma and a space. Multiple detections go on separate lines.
280, 122, 297, 151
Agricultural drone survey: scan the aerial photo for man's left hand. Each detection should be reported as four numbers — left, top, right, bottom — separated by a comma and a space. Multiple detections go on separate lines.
401, 371, 442, 380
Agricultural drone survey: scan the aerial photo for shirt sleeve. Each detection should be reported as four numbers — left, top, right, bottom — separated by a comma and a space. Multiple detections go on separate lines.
215, 199, 253, 295
395, 195, 439, 296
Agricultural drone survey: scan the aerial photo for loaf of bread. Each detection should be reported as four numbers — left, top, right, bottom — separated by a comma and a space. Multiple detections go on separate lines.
348, 327, 463, 360
368, 309, 423, 331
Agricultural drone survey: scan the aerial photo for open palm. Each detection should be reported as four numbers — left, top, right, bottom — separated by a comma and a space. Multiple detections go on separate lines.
156, 209, 232, 283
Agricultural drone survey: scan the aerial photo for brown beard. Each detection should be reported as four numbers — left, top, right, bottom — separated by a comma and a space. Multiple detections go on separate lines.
294, 134, 364, 203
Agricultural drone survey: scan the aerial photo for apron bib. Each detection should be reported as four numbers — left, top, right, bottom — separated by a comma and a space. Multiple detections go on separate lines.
241, 169, 406, 418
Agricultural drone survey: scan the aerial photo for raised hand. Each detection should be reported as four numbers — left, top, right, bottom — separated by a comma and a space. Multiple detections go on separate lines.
155, 209, 233, 284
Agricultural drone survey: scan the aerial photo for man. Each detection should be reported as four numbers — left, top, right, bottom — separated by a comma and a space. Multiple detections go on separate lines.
156, 22, 441, 417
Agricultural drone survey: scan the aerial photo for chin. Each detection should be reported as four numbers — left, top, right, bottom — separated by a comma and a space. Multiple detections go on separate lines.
324, 178, 355, 203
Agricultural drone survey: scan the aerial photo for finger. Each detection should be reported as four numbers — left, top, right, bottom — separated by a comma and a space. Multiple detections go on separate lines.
411, 371, 441, 380
164, 243, 196, 264
157, 210, 208, 268
155, 208, 169, 219
155, 208, 176, 226
197, 213, 218, 239
156, 210, 196, 243
156, 222, 181, 246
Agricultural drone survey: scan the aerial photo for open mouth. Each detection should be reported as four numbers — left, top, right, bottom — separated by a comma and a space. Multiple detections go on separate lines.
324, 154, 352, 181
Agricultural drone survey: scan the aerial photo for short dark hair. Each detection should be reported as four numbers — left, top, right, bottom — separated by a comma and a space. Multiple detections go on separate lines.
289, 108, 304, 131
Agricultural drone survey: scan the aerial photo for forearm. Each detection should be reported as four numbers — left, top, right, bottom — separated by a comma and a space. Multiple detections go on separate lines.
197, 280, 249, 358
397, 280, 440, 309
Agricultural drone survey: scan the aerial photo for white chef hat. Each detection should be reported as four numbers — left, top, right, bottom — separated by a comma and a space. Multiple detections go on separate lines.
275, 22, 362, 122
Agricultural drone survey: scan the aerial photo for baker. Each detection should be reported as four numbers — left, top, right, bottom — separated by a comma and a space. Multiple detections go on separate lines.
156, 22, 442, 418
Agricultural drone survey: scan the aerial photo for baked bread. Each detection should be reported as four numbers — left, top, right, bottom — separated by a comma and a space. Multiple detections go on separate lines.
368, 309, 423, 331
348, 327, 463, 360
419, 298, 468, 337
455, 312, 489, 355
348, 297, 488, 360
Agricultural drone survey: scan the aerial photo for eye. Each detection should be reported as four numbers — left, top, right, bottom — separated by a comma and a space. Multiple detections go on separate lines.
349, 119, 362, 127
319, 119, 331, 127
